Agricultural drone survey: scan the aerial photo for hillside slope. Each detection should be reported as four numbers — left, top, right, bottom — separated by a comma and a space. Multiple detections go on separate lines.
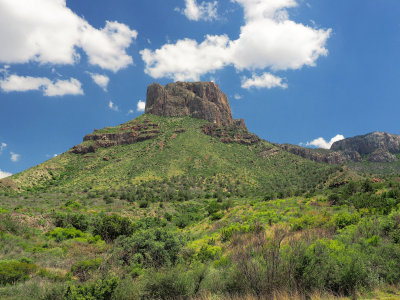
3, 114, 338, 197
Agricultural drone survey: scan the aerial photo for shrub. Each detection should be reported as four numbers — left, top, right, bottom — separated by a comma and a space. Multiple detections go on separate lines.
196, 245, 221, 262
113, 228, 182, 268
53, 212, 90, 231
143, 268, 192, 299
47, 227, 86, 242
64, 275, 119, 300
93, 215, 136, 242
333, 212, 360, 230
0, 214, 29, 235
296, 239, 372, 296
138, 200, 148, 208
0, 260, 37, 285
71, 258, 102, 281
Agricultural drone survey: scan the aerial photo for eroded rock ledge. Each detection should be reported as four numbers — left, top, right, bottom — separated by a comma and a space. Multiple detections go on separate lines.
202, 123, 260, 145
71, 120, 160, 154
279, 144, 362, 164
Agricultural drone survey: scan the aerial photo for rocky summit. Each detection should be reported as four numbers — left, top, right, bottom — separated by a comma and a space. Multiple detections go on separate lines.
330, 132, 400, 162
331, 132, 400, 154
145, 81, 246, 128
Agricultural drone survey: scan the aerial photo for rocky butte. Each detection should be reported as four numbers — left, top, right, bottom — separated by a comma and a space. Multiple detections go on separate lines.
72, 81, 255, 154
145, 81, 246, 129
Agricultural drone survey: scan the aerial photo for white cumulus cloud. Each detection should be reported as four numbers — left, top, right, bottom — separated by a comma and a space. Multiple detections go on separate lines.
0, 75, 84, 96
108, 100, 119, 112
0, 142, 6, 153
142, 0, 331, 83
242, 72, 288, 89
44, 78, 83, 96
179, 0, 218, 21
304, 134, 345, 149
141, 35, 231, 81
10, 151, 20, 162
0, 169, 12, 179
137, 100, 145, 112
0, 0, 137, 72
88, 73, 109, 91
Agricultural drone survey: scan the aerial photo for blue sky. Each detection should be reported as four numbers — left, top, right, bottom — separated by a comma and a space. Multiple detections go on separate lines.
0, 0, 400, 178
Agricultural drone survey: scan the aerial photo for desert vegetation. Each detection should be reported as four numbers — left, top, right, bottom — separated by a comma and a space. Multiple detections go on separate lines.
1, 176, 400, 299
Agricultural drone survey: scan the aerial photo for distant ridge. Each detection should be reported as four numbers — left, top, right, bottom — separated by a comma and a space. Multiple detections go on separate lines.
331, 132, 400, 154
280, 132, 400, 165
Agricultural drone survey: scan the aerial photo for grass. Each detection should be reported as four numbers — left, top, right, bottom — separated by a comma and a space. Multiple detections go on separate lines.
5, 114, 338, 197
1, 114, 400, 299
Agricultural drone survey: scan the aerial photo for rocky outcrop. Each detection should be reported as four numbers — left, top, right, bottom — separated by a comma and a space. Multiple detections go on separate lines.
331, 132, 400, 154
202, 123, 260, 145
368, 149, 398, 163
71, 121, 160, 154
280, 132, 400, 164
146, 81, 245, 128
279, 144, 362, 164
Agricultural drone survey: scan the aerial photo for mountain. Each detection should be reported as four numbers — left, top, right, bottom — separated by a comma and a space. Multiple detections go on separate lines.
331, 131, 400, 162
1, 81, 339, 196
278, 132, 400, 174
3, 82, 400, 300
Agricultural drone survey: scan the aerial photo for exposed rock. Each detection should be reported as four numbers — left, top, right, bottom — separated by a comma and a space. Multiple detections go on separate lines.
258, 146, 280, 158
71, 122, 160, 154
0, 178, 16, 190
202, 123, 260, 145
279, 144, 362, 164
234, 119, 247, 130
146, 81, 246, 128
331, 132, 400, 154
174, 128, 186, 133
368, 149, 398, 162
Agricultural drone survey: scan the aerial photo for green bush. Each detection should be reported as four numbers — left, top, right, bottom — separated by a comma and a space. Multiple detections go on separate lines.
333, 212, 360, 230
113, 228, 182, 268
64, 275, 119, 300
93, 215, 136, 242
143, 268, 192, 299
53, 212, 90, 231
296, 239, 373, 296
71, 258, 102, 281
0, 260, 37, 285
47, 227, 86, 242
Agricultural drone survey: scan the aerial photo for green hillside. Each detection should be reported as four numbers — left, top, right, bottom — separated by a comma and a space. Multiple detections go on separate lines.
6, 114, 338, 198
2, 114, 400, 299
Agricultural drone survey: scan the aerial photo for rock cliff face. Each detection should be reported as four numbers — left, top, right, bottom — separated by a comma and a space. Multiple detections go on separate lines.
279, 144, 362, 164
145, 81, 244, 127
329, 132, 400, 163
368, 148, 397, 163
71, 120, 160, 154
283, 132, 400, 164
331, 132, 400, 154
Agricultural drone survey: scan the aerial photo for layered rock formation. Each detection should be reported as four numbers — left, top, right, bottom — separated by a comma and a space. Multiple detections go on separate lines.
282, 132, 400, 164
279, 144, 362, 164
71, 120, 160, 154
368, 148, 397, 163
331, 132, 400, 154
145, 81, 245, 128
331, 132, 400, 163
202, 123, 260, 145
